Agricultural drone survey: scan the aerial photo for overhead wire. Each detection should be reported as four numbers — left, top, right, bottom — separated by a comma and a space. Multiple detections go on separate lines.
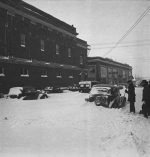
90, 39, 150, 46
91, 43, 150, 49
102, 6, 150, 57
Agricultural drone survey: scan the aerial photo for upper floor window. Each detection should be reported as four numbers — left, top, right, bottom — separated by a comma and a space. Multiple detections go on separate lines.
0, 66, 5, 76
80, 52, 83, 65
21, 68, 29, 77
118, 69, 122, 78
123, 71, 126, 78
80, 56, 83, 65
129, 71, 132, 76
56, 70, 62, 78
40, 39, 44, 51
56, 44, 59, 55
21, 34, 25, 47
69, 72, 73, 78
41, 69, 47, 77
0, 40, 1, 49
68, 48, 71, 57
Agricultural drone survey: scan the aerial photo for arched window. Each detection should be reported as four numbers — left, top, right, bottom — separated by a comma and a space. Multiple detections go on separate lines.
14, 21, 30, 59
80, 52, 83, 65
40, 39, 44, 51
0, 14, 6, 56
68, 48, 71, 57
56, 44, 59, 55
21, 33, 25, 47
38, 28, 47, 52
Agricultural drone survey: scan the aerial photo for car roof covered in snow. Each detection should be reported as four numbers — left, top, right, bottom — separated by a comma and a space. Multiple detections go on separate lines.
92, 84, 121, 89
79, 81, 99, 84
8, 87, 23, 95
9, 87, 23, 90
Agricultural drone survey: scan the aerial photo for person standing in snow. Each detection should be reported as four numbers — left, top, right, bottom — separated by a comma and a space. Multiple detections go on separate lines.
125, 80, 136, 113
141, 80, 150, 118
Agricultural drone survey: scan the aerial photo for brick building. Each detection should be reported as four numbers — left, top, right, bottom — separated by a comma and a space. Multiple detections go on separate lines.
0, 0, 89, 93
87, 57, 133, 85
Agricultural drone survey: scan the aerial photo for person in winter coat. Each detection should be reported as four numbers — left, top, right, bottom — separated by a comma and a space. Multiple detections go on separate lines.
125, 80, 136, 113
141, 80, 150, 118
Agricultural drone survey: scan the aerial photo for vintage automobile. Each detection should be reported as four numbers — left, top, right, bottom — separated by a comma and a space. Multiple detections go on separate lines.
7, 86, 48, 100
7, 87, 23, 99
85, 84, 126, 108
44, 86, 63, 93
22, 86, 48, 100
79, 81, 99, 93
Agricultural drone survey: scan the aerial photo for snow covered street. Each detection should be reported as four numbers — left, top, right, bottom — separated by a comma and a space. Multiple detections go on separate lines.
0, 88, 150, 157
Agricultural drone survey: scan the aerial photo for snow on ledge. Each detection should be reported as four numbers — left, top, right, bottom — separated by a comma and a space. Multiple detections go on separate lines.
21, 75, 29, 77
56, 76, 62, 78
41, 75, 48, 77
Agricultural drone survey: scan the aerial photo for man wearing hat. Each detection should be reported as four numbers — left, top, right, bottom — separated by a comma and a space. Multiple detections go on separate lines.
125, 80, 136, 113
141, 80, 150, 118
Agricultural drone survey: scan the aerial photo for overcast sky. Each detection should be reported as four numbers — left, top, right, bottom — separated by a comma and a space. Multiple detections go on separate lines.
24, 0, 150, 78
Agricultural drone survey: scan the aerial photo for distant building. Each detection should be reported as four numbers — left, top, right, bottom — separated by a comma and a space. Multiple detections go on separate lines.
87, 57, 133, 85
0, 0, 89, 93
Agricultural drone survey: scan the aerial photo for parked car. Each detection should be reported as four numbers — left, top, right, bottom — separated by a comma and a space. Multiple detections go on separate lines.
85, 84, 126, 108
7, 86, 48, 100
79, 81, 99, 93
22, 86, 45, 100
44, 86, 63, 93
7, 87, 23, 99
67, 84, 79, 92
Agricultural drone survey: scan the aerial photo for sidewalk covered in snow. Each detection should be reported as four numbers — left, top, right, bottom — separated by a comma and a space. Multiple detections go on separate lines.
0, 88, 150, 157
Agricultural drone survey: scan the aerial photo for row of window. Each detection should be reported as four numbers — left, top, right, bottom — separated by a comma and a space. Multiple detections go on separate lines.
21, 33, 72, 57
21, 33, 84, 64
0, 33, 84, 64
0, 67, 74, 78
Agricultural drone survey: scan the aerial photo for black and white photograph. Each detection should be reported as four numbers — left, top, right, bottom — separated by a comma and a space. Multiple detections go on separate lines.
0, 0, 150, 157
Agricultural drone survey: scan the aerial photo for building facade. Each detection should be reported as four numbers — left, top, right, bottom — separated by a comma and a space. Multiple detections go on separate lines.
0, 0, 89, 93
87, 57, 133, 85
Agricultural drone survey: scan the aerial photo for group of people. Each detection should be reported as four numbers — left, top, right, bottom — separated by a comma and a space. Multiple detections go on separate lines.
125, 79, 150, 118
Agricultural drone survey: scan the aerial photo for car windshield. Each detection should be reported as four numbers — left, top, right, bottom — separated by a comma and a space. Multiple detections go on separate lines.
23, 87, 35, 92
90, 87, 111, 95
45, 87, 52, 90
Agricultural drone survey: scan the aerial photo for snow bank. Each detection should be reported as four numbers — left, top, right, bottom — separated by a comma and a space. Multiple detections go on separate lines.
0, 89, 150, 157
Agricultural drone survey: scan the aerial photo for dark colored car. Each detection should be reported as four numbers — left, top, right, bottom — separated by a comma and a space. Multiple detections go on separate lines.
44, 86, 63, 93
22, 86, 41, 100
85, 84, 126, 108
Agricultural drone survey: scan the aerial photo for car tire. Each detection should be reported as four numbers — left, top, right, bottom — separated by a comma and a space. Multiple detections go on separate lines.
94, 100, 100, 106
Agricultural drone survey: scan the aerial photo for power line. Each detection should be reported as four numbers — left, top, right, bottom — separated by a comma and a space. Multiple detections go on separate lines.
116, 58, 150, 61
102, 6, 150, 57
90, 39, 150, 46
91, 43, 150, 49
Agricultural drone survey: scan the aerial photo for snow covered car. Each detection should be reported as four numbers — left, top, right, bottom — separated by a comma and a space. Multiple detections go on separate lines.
7, 87, 23, 99
7, 86, 48, 100
85, 84, 126, 108
44, 86, 63, 93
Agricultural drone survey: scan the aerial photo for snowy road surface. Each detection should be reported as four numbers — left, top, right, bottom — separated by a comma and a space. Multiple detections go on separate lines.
0, 87, 150, 157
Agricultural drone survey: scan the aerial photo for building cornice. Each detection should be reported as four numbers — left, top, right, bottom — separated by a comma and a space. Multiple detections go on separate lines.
0, 1, 77, 38
88, 58, 132, 70
77, 43, 90, 50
